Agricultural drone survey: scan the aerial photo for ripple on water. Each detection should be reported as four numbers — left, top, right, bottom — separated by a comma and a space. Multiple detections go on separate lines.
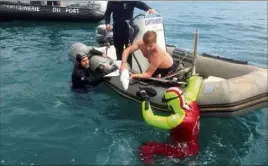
0, 1, 267, 165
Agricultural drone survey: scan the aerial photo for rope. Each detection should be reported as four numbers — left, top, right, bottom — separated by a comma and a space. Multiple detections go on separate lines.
177, 51, 189, 66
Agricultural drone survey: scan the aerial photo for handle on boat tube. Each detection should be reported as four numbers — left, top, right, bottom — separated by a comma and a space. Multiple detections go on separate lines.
192, 29, 199, 76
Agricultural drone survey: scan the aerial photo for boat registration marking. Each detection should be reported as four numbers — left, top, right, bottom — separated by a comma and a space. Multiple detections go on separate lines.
1, 4, 40, 12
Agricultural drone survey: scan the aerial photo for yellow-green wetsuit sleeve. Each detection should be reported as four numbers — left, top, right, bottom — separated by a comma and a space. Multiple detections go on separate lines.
141, 101, 185, 130
184, 75, 203, 102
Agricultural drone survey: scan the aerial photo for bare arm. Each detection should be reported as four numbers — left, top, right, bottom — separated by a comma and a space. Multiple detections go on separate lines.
121, 41, 140, 69
132, 53, 163, 79
132, 63, 157, 79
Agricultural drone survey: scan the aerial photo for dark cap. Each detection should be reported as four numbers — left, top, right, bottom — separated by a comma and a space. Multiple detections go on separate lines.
76, 52, 87, 63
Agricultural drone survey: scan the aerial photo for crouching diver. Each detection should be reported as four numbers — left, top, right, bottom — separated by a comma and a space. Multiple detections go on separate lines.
71, 49, 117, 92
136, 75, 202, 165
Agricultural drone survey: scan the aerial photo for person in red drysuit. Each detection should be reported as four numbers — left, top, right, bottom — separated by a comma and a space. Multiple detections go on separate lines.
136, 76, 202, 165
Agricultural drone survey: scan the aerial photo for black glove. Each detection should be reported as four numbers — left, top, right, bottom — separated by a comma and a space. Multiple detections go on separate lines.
136, 90, 150, 101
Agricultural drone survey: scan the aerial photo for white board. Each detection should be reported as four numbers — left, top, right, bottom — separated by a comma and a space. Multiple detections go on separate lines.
132, 16, 166, 73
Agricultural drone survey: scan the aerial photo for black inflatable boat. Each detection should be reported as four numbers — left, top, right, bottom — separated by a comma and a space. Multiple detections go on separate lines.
68, 14, 268, 118
0, 1, 107, 22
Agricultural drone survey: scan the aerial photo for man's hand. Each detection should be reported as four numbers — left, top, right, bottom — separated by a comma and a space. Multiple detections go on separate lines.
119, 61, 128, 72
130, 73, 135, 79
148, 9, 156, 14
105, 24, 112, 31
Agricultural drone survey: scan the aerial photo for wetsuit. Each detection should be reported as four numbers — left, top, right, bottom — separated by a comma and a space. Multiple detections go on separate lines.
71, 64, 105, 92
137, 75, 202, 165
152, 61, 178, 78
104, 1, 152, 64
71, 49, 107, 91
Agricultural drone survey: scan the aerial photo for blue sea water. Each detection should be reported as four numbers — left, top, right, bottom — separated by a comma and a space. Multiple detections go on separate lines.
0, 1, 267, 165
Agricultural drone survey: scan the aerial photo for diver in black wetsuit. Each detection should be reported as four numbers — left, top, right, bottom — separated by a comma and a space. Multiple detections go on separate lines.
104, 1, 156, 65
71, 51, 107, 92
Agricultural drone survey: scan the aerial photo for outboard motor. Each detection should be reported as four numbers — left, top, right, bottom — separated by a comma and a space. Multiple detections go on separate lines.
88, 54, 117, 74
68, 42, 92, 62
95, 25, 114, 47
68, 42, 118, 74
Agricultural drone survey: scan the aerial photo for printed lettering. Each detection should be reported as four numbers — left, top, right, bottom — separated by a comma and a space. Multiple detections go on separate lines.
2, 4, 39, 12
65, 8, 79, 14
145, 18, 163, 26
53, 7, 60, 13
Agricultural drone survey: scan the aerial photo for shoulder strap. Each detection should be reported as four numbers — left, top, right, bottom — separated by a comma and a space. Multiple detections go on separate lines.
87, 48, 103, 59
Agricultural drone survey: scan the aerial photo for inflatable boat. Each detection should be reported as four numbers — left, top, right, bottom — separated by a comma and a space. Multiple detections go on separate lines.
0, 1, 107, 22
68, 13, 268, 117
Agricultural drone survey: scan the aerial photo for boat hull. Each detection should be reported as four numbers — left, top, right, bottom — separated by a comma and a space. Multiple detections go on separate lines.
0, 1, 105, 22
68, 43, 268, 118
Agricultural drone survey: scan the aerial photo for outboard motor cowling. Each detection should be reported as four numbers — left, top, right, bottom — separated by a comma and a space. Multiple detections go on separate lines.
95, 25, 114, 46
68, 42, 93, 61
68, 42, 118, 74
88, 55, 117, 74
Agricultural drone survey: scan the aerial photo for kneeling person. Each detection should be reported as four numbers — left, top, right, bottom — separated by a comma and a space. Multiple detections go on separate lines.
120, 30, 177, 79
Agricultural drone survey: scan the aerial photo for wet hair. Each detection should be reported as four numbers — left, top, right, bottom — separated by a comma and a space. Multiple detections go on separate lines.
143, 30, 157, 45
